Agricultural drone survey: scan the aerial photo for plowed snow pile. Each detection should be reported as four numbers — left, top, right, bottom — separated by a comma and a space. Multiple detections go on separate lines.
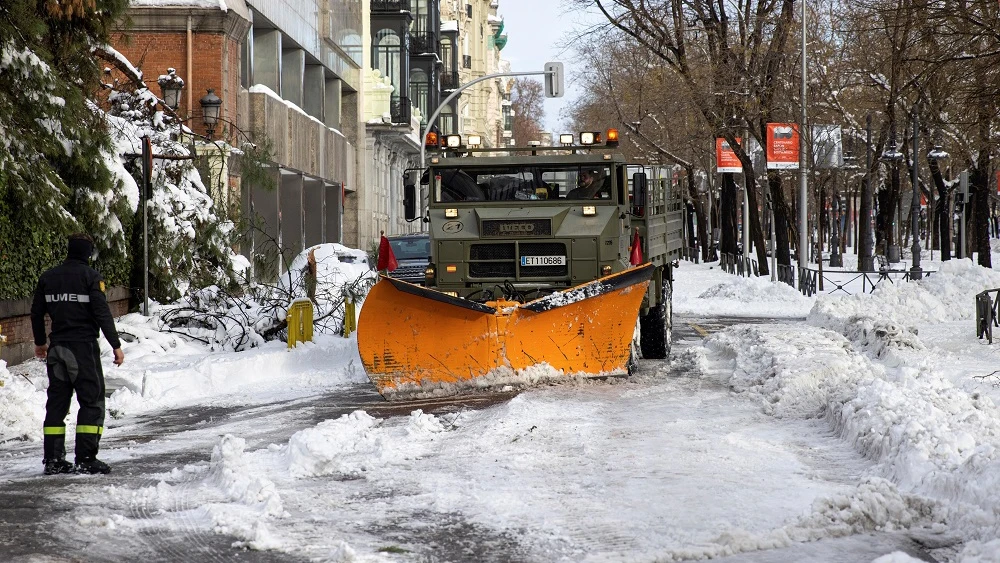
704, 260, 1000, 559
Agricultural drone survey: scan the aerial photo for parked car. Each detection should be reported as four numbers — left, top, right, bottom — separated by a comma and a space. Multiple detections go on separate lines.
386, 233, 430, 285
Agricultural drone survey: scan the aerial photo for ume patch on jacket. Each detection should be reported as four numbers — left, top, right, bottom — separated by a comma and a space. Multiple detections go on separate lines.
45, 294, 91, 303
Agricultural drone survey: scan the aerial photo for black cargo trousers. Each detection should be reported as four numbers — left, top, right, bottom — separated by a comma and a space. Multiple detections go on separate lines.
43, 341, 106, 463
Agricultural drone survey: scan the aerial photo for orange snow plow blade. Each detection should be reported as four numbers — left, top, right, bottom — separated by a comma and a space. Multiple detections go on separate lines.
357, 263, 654, 399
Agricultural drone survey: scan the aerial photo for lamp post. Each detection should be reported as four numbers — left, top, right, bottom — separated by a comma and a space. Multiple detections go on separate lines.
881, 126, 904, 263
199, 89, 222, 139
928, 141, 949, 260
157, 68, 184, 110
909, 108, 922, 280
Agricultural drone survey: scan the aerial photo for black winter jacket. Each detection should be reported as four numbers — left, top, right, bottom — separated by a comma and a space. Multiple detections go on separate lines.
31, 259, 122, 349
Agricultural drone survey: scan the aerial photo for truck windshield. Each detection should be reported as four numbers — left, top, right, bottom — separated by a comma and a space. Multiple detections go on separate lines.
431, 165, 613, 202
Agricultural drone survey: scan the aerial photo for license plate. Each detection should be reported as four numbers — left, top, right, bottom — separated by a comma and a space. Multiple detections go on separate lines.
520, 255, 566, 266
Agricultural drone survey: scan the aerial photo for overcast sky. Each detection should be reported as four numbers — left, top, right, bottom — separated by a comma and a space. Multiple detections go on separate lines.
496, 0, 604, 134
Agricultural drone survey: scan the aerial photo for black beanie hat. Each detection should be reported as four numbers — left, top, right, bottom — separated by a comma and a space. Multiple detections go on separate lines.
68, 235, 94, 262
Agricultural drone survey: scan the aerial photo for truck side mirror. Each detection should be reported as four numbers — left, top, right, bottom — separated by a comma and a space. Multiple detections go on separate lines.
632, 172, 647, 216
404, 171, 417, 221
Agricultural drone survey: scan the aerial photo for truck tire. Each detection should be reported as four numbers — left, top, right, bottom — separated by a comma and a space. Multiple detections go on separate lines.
639, 277, 672, 359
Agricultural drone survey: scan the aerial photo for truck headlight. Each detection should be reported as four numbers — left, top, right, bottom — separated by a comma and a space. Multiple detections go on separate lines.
582, 205, 597, 216
424, 264, 436, 282
445, 208, 459, 218
601, 265, 613, 276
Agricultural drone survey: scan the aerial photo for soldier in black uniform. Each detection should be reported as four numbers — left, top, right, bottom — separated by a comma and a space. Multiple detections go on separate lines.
31, 233, 125, 475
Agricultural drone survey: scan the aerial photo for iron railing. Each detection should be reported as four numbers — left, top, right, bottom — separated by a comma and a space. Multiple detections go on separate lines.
410, 31, 437, 54
794, 267, 934, 297
977, 288, 1000, 343
371, 0, 410, 11
720, 252, 759, 278
440, 71, 460, 90
680, 246, 700, 264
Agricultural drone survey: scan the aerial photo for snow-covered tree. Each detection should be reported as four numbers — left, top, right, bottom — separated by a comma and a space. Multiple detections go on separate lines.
0, 0, 130, 299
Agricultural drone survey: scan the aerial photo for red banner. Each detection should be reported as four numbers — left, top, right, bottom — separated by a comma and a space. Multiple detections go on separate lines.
716, 137, 742, 173
766, 123, 799, 169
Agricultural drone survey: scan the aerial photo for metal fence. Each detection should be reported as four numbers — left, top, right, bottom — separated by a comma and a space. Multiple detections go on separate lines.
794, 267, 934, 297
977, 288, 1000, 344
680, 246, 700, 264
720, 252, 759, 278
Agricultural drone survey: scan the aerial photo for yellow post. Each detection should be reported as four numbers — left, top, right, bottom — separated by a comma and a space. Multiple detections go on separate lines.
287, 299, 314, 349
342, 298, 357, 337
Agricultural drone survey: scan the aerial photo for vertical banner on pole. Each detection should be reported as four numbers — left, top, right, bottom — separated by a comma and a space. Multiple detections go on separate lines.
766, 124, 800, 169
716, 138, 742, 173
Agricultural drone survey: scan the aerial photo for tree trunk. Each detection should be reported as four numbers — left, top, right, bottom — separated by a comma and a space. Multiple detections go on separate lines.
721, 173, 739, 256
971, 156, 993, 268
744, 175, 769, 275
768, 171, 792, 266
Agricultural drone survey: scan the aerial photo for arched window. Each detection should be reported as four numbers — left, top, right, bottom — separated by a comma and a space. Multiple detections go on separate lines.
373, 29, 401, 92
410, 68, 429, 125
440, 37, 453, 70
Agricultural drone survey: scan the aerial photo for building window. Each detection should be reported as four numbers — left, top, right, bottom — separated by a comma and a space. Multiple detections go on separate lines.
410, 68, 429, 124
374, 29, 401, 91
412, 0, 429, 34
440, 105, 456, 135
441, 37, 453, 70
465, 4, 472, 18
462, 54, 472, 69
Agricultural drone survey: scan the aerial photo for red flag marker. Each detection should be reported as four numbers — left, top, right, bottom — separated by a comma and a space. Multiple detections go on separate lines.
630, 228, 643, 266
377, 232, 398, 272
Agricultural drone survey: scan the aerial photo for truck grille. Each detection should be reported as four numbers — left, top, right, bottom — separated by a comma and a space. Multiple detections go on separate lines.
468, 242, 567, 279
481, 219, 551, 238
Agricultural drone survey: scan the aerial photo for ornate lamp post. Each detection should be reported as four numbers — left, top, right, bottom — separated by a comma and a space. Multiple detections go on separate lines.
157, 68, 184, 110
909, 108, 922, 280
881, 127, 904, 263
199, 89, 222, 139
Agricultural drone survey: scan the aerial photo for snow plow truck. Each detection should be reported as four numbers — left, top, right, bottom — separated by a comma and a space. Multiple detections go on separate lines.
357, 130, 684, 399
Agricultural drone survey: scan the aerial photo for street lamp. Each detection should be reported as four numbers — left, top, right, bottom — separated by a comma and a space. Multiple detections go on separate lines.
199, 89, 222, 139
928, 141, 949, 259
909, 109, 922, 280
881, 128, 904, 263
157, 68, 184, 110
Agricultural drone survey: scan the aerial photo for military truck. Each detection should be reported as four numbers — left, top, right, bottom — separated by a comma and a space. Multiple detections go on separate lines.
357, 130, 684, 399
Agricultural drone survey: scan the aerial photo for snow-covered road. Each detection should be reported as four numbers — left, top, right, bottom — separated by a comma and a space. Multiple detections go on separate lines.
0, 316, 937, 562
4, 254, 1000, 562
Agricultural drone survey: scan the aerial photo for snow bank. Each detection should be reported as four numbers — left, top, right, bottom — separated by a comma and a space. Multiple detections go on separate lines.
704, 264, 1000, 557
673, 263, 814, 317
0, 360, 46, 442
809, 260, 1000, 330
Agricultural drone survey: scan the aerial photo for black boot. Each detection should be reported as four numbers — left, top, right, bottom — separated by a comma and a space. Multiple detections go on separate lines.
43, 459, 75, 475
74, 458, 111, 474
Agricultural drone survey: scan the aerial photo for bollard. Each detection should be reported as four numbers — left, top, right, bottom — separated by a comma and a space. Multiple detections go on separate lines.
342, 298, 357, 337
287, 298, 314, 349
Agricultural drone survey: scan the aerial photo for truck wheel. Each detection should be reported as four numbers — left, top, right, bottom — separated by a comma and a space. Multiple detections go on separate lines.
639, 278, 672, 359
628, 322, 642, 375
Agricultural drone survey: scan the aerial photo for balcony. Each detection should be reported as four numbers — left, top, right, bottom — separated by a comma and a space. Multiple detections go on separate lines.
372, 0, 410, 12
440, 71, 460, 90
462, 54, 472, 69
410, 31, 437, 55
390, 96, 411, 124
